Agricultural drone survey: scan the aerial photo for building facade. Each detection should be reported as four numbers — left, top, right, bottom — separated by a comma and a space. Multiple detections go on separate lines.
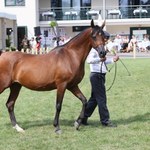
0, 12, 17, 50
0, 0, 150, 48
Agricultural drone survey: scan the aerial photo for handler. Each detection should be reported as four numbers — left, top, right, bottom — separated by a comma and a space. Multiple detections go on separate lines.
82, 47, 119, 127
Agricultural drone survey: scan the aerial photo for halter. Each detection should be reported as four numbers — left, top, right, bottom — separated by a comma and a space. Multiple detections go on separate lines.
91, 30, 104, 54
91, 26, 110, 56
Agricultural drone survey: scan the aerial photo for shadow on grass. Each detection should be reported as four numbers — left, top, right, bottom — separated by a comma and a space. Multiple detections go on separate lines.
80, 112, 150, 128
5, 112, 150, 130
114, 112, 150, 125
6, 118, 76, 130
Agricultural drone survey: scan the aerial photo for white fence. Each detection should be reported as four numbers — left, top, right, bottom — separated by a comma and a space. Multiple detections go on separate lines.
5, 47, 53, 54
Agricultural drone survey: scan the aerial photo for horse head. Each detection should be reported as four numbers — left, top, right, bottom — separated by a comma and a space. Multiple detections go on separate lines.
90, 19, 110, 57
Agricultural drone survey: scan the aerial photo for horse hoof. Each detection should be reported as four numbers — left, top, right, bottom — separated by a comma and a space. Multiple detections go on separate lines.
13, 124, 25, 133
74, 121, 80, 130
55, 129, 62, 134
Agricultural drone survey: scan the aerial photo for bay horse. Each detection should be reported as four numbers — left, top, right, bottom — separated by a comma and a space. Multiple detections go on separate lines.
0, 20, 108, 133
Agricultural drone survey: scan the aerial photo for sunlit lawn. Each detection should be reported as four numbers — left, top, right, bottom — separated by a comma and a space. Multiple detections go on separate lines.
0, 58, 149, 150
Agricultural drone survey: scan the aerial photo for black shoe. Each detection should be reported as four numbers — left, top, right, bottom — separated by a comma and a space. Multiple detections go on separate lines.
81, 117, 89, 126
102, 121, 117, 128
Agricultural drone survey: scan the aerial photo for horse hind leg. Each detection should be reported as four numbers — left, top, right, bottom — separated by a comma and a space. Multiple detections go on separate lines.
6, 83, 24, 133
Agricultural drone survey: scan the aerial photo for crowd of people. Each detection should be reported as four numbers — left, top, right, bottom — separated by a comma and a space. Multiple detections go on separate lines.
106, 34, 150, 53
53, 36, 71, 47
20, 35, 41, 53
20, 34, 71, 53
20, 33, 150, 55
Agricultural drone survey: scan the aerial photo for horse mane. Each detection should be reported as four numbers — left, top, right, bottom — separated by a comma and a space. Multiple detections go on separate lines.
51, 27, 92, 51
70, 27, 91, 42
63, 27, 92, 48
65, 25, 103, 46
69, 27, 91, 41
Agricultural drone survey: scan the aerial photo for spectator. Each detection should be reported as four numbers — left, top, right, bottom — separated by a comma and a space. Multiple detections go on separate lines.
36, 35, 42, 54
121, 36, 129, 52
114, 35, 122, 52
30, 37, 37, 52
128, 35, 137, 52
21, 35, 30, 51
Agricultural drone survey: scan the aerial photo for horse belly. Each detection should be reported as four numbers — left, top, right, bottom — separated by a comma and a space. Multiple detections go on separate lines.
15, 76, 56, 91
13, 63, 57, 91
0, 57, 13, 92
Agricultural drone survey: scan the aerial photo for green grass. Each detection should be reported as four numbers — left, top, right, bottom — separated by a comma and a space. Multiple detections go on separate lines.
0, 58, 150, 150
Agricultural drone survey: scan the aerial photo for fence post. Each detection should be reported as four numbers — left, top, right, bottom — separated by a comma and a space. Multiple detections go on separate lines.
133, 43, 136, 59
21, 49, 24, 53
46, 47, 49, 53
31, 48, 34, 54
26, 48, 29, 53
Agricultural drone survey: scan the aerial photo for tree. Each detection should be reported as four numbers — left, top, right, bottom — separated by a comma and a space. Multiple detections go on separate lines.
49, 21, 60, 46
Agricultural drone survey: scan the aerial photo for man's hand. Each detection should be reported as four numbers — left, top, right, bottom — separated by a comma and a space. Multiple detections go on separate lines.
113, 56, 119, 62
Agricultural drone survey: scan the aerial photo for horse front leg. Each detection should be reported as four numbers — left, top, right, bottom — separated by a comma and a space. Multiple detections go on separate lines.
6, 83, 24, 132
69, 86, 87, 130
53, 84, 66, 134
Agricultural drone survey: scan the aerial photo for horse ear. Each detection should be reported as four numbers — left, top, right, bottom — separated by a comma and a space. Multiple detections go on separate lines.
101, 20, 106, 29
91, 19, 94, 28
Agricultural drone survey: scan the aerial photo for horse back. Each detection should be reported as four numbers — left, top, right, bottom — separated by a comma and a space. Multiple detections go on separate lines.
0, 49, 84, 91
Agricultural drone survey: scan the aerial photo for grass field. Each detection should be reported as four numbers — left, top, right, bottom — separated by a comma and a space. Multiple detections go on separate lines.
0, 58, 149, 150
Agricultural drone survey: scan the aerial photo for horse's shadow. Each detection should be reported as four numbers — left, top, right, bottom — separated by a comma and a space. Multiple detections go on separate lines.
6, 118, 75, 130
6, 112, 150, 130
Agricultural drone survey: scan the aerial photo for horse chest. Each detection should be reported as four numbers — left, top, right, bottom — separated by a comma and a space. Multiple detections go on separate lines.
70, 69, 84, 84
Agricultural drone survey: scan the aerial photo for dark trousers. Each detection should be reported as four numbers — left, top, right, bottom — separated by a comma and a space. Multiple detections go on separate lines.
84, 72, 110, 124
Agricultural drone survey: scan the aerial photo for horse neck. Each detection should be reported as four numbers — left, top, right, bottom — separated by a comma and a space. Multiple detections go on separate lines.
67, 28, 92, 63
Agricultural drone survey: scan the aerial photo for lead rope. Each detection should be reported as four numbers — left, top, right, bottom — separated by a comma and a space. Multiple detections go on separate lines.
106, 62, 117, 91
100, 60, 117, 91
105, 50, 118, 91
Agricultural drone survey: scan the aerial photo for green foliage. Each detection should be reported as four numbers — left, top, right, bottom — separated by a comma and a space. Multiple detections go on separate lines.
0, 58, 149, 150
5, 36, 11, 47
10, 46, 16, 51
49, 21, 57, 27
5, 46, 16, 51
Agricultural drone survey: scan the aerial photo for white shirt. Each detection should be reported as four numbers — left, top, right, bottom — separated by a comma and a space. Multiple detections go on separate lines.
86, 48, 113, 73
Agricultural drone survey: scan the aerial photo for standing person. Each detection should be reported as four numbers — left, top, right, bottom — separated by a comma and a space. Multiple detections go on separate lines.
82, 47, 119, 127
36, 35, 41, 54
30, 37, 37, 52
21, 35, 29, 52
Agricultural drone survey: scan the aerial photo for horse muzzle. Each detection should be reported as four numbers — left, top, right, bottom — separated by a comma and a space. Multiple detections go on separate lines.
95, 45, 107, 58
